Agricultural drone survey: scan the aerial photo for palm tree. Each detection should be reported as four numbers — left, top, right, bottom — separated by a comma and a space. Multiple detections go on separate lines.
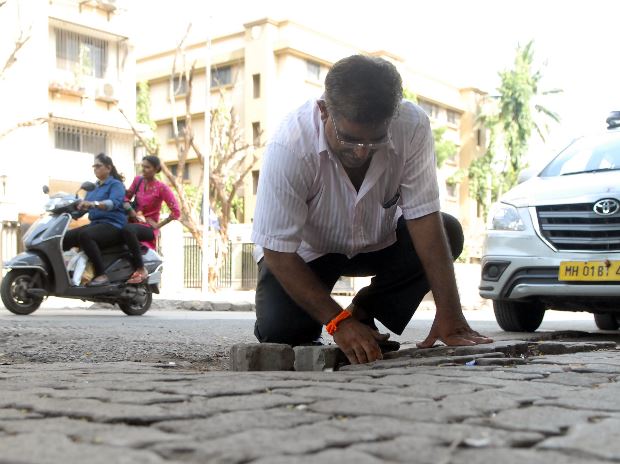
491, 40, 562, 193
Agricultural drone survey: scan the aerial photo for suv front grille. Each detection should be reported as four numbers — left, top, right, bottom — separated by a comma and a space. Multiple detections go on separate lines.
536, 202, 620, 251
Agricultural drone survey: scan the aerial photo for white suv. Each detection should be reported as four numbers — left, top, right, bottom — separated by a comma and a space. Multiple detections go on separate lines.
480, 112, 620, 332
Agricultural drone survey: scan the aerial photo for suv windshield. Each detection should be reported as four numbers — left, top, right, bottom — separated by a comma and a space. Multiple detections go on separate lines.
540, 131, 620, 177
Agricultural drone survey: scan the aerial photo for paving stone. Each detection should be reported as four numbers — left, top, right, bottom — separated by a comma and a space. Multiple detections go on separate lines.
451, 448, 604, 464
532, 371, 616, 387
0, 408, 43, 420
293, 345, 347, 371
152, 420, 399, 463
340, 352, 509, 371
273, 386, 428, 406
0, 433, 168, 464
201, 392, 312, 412
2, 396, 206, 424
538, 418, 620, 461
474, 357, 527, 366
155, 408, 328, 439
466, 405, 612, 434
0, 417, 186, 448
37, 387, 189, 405
534, 341, 614, 355
230, 343, 295, 371
251, 449, 387, 464
537, 381, 620, 412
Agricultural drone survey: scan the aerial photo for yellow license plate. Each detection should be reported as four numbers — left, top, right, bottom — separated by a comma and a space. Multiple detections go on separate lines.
559, 260, 620, 282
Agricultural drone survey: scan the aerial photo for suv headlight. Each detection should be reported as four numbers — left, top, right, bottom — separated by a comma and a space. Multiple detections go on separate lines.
487, 203, 525, 231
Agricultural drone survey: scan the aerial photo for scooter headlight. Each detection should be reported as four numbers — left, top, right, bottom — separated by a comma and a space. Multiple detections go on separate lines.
45, 197, 74, 212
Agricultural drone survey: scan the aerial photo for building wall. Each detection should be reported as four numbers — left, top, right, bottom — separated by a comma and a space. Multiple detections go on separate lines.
0, 0, 137, 232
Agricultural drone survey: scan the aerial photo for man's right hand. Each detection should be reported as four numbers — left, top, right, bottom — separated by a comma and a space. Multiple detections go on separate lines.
332, 318, 389, 364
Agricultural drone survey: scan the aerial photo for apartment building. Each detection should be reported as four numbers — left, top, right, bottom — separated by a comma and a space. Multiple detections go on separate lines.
0, 0, 137, 263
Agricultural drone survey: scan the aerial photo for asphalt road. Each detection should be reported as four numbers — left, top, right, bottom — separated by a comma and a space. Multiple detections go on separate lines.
0, 301, 608, 370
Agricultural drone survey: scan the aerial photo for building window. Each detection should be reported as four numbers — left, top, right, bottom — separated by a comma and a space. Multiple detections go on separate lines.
252, 122, 261, 146
169, 120, 187, 139
252, 170, 259, 195
252, 74, 261, 99
172, 75, 187, 96
54, 124, 107, 155
306, 60, 320, 81
446, 109, 460, 126
418, 100, 439, 119
446, 182, 458, 198
55, 28, 108, 79
211, 65, 232, 87
169, 163, 190, 180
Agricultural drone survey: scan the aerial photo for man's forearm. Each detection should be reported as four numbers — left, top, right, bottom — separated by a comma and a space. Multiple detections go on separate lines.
406, 213, 463, 318
263, 249, 343, 324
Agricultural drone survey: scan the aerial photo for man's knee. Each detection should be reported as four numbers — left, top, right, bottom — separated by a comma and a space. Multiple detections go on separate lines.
441, 213, 464, 260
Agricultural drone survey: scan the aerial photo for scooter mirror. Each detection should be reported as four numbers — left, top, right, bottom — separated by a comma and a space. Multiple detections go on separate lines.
42, 185, 49, 194
80, 181, 96, 192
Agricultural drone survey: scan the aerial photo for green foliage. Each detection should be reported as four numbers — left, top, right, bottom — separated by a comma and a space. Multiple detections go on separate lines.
433, 126, 457, 168
467, 40, 561, 216
136, 81, 159, 153
403, 88, 418, 103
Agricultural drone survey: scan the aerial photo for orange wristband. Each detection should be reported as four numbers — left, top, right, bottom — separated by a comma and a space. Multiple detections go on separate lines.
326, 310, 352, 335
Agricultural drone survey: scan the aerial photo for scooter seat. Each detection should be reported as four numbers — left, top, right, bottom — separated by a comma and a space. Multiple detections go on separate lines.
101, 244, 130, 255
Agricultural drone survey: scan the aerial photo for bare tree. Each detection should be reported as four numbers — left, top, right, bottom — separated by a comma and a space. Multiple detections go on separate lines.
121, 25, 262, 288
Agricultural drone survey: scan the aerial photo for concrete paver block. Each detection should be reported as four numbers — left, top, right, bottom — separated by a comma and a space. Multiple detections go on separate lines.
230, 343, 294, 371
293, 345, 347, 371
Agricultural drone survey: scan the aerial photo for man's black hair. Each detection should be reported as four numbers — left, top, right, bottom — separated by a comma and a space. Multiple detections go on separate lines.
325, 55, 403, 124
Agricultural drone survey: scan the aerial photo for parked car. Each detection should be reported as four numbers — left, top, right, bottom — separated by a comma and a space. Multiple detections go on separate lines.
480, 111, 620, 331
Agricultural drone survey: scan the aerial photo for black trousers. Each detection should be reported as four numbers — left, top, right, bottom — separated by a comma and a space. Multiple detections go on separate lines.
254, 213, 464, 346
63, 223, 123, 277
121, 224, 155, 268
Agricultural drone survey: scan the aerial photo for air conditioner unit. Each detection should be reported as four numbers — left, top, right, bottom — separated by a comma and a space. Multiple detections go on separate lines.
96, 81, 118, 103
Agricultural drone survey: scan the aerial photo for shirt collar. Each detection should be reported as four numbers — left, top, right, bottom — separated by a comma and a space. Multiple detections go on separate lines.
96, 176, 113, 187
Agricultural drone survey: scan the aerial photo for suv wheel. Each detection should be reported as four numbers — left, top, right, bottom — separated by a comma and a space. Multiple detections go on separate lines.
593, 313, 619, 331
493, 300, 546, 332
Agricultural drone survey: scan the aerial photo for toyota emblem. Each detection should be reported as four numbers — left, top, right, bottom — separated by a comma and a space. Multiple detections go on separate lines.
593, 198, 620, 216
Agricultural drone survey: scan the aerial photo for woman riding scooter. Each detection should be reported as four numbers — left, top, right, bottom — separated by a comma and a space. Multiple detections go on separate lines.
63, 153, 126, 287
122, 155, 180, 284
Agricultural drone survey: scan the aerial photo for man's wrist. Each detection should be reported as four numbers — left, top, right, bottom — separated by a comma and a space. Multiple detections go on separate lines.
326, 310, 353, 335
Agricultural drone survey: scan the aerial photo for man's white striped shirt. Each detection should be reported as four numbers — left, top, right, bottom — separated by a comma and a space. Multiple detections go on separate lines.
252, 98, 439, 262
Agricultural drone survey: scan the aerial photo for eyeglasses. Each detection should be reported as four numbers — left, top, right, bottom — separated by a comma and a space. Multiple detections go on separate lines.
330, 117, 391, 150
92, 163, 104, 168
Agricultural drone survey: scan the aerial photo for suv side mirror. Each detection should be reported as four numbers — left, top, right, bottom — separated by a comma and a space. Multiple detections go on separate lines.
80, 181, 96, 192
517, 168, 536, 184
42, 185, 49, 194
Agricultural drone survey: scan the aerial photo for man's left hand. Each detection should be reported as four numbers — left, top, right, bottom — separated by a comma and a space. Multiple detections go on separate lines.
417, 314, 493, 348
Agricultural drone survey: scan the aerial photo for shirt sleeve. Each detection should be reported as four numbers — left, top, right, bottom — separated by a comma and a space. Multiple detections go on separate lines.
161, 184, 181, 220
251, 142, 314, 253
107, 180, 126, 209
399, 107, 441, 219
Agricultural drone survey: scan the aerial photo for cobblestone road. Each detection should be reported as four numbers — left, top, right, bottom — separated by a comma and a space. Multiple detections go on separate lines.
1, 339, 620, 463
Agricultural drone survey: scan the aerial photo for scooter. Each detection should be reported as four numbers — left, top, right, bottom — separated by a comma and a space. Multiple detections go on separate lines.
1, 182, 163, 316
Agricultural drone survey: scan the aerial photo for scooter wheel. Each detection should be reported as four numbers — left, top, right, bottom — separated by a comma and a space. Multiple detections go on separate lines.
1, 270, 43, 315
118, 285, 152, 316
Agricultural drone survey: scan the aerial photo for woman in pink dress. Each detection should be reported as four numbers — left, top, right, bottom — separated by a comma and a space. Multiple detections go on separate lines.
122, 155, 181, 284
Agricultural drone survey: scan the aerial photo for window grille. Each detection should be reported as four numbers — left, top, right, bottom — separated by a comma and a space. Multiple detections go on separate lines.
55, 28, 108, 78
54, 124, 107, 155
